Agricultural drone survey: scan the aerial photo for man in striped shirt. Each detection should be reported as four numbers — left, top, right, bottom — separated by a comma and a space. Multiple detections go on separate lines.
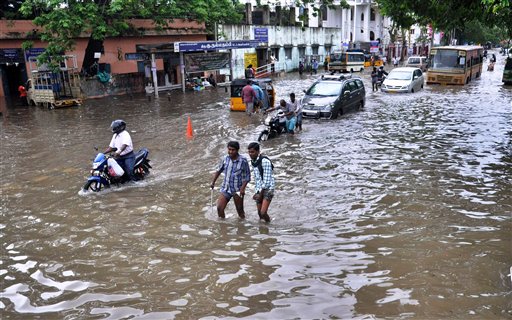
211, 141, 251, 219
248, 142, 275, 223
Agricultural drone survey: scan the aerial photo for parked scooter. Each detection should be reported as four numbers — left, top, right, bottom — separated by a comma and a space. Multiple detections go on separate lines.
83, 147, 151, 192
258, 111, 288, 141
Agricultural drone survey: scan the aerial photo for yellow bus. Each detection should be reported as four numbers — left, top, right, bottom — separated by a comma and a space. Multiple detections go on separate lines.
427, 45, 484, 85
329, 51, 365, 73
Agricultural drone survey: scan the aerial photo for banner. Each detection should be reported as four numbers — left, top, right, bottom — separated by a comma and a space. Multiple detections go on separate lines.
184, 52, 230, 73
244, 52, 258, 69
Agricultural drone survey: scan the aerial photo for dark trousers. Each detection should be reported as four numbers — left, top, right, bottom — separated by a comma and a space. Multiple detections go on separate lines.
117, 152, 135, 181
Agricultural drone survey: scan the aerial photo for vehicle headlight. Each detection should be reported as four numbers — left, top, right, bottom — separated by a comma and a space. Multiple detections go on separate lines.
322, 103, 334, 112
400, 85, 409, 89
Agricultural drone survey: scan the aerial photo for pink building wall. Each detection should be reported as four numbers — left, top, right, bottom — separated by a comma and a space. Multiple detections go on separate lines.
0, 19, 207, 74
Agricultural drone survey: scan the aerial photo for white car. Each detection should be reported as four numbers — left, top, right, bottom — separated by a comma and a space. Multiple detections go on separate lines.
381, 67, 424, 93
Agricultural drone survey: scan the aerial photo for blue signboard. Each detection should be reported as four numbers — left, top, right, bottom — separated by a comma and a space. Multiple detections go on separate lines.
175, 40, 261, 52
254, 28, 268, 42
25, 48, 45, 60
0, 48, 24, 63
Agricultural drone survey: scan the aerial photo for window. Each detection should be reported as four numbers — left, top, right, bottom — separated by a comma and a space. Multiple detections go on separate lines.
285, 47, 292, 60
355, 79, 364, 89
312, 46, 319, 55
370, 31, 375, 41
361, 13, 364, 21
370, 8, 375, 21
299, 47, 306, 58
351, 8, 353, 21
410, 29, 415, 35
321, 6, 328, 20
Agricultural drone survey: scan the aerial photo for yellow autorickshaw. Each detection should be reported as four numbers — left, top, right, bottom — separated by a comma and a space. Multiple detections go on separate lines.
364, 55, 385, 68
230, 78, 275, 112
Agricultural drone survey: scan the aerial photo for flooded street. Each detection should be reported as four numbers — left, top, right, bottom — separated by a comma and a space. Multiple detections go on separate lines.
1, 55, 511, 319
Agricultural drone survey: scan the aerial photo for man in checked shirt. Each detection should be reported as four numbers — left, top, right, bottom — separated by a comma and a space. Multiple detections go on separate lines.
211, 141, 251, 219
247, 142, 275, 223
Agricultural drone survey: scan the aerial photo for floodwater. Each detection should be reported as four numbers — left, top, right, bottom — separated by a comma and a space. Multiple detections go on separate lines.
1, 53, 511, 319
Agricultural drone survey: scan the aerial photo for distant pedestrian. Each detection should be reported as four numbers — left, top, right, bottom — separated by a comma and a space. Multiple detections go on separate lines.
251, 81, 265, 113
248, 142, 275, 223
299, 60, 305, 75
323, 57, 329, 71
241, 80, 257, 115
371, 67, 378, 92
207, 74, 217, 87
269, 54, 276, 73
312, 59, 318, 74
393, 56, 399, 67
289, 93, 302, 131
211, 141, 251, 219
18, 84, 27, 106
245, 64, 255, 79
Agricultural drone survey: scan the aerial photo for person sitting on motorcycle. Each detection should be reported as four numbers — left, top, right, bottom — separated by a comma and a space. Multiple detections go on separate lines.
265, 99, 296, 134
104, 120, 136, 182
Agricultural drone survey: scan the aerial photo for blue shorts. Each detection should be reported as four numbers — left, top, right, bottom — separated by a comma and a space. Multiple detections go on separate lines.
221, 191, 241, 201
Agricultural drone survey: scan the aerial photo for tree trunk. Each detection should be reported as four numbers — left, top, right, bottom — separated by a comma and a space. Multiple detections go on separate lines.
82, 36, 104, 77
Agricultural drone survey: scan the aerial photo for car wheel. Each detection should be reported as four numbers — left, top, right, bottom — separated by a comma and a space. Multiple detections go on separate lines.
330, 110, 338, 119
358, 101, 364, 110
411, 89, 414, 93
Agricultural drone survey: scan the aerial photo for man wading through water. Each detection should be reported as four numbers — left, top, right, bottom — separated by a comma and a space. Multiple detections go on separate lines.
247, 142, 275, 223
211, 141, 251, 219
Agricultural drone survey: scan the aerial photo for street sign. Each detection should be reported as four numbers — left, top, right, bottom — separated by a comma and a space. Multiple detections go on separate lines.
174, 40, 260, 52
254, 28, 268, 42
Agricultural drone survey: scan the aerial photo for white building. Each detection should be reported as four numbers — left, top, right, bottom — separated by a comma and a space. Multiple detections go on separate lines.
218, 0, 417, 78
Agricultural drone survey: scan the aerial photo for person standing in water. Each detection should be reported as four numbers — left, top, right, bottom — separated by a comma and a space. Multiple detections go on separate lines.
248, 142, 275, 223
211, 141, 251, 219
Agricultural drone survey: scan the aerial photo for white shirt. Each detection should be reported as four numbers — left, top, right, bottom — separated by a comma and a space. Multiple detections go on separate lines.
109, 131, 133, 156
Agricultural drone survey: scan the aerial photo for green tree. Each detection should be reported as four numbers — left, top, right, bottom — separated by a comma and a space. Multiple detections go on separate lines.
19, 0, 243, 72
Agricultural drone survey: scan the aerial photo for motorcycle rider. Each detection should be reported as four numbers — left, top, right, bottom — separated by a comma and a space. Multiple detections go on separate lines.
377, 66, 388, 86
104, 120, 136, 182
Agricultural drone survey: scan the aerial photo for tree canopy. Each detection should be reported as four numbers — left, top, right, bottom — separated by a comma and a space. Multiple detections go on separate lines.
375, 0, 511, 45
17, 0, 244, 70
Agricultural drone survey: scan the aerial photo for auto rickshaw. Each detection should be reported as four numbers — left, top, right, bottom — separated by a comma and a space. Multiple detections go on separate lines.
229, 78, 275, 112
364, 55, 385, 68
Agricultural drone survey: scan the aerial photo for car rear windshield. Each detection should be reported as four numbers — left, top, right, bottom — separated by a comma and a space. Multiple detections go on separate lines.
408, 58, 420, 64
306, 81, 343, 96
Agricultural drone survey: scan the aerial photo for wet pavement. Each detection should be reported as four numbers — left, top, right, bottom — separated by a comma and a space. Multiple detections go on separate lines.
1, 52, 511, 319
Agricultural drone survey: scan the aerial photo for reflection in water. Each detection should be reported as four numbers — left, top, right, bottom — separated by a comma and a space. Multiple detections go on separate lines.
1, 54, 511, 318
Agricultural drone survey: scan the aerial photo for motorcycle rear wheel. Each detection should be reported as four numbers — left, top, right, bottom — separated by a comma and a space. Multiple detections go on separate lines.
83, 180, 104, 192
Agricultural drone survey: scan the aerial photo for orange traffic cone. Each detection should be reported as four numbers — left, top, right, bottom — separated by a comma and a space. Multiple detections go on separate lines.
186, 116, 193, 138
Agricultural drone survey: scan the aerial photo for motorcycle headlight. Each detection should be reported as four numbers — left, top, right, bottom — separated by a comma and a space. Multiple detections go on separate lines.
92, 162, 101, 170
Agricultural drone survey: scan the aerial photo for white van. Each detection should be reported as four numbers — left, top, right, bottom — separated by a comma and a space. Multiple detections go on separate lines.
405, 56, 429, 71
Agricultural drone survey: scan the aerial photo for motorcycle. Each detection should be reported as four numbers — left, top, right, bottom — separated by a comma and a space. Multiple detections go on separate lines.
258, 111, 288, 141
83, 148, 151, 192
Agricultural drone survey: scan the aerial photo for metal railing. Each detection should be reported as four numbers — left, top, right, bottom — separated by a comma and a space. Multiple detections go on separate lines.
255, 62, 285, 78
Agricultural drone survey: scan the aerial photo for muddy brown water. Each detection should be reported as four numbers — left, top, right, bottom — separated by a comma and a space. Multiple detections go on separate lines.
1, 55, 511, 319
